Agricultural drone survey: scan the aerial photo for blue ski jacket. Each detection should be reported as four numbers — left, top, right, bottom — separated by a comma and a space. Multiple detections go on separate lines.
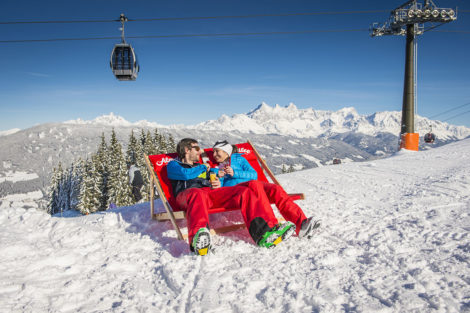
219, 153, 258, 187
167, 159, 215, 196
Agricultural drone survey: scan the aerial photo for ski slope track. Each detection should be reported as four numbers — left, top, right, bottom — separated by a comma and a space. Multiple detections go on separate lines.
1, 139, 469, 312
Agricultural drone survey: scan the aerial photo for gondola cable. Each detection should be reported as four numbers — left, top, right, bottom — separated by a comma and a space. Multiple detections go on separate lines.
428, 102, 470, 120
0, 10, 390, 25
0, 28, 371, 43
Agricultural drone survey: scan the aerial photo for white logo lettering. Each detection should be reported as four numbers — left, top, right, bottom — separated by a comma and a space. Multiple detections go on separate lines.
156, 157, 174, 167
238, 148, 251, 154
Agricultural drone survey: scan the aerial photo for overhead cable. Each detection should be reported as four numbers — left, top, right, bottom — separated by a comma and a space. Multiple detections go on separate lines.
442, 109, 470, 122
0, 10, 389, 25
0, 29, 369, 43
428, 102, 470, 120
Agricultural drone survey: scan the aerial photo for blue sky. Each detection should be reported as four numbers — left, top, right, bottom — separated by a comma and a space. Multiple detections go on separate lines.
0, 0, 469, 131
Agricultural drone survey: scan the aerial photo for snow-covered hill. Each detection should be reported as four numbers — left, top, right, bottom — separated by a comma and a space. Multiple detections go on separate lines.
1, 138, 469, 312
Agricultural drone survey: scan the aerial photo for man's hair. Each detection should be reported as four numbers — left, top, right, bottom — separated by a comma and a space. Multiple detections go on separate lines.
176, 138, 198, 159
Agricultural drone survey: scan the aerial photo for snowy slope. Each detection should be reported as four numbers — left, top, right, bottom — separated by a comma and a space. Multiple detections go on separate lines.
1, 138, 469, 312
0, 128, 21, 137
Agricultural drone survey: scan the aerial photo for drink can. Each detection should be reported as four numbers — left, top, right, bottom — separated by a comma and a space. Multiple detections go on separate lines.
210, 172, 217, 182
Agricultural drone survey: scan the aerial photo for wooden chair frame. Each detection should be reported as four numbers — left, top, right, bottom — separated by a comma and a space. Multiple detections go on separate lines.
144, 140, 304, 240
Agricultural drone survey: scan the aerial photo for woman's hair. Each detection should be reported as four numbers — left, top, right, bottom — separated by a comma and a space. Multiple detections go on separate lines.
232, 144, 238, 153
176, 138, 198, 159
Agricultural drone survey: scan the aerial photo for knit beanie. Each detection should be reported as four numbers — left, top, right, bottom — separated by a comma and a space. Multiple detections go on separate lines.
213, 140, 233, 156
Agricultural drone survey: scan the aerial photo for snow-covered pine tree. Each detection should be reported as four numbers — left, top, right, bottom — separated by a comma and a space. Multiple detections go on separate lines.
61, 163, 73, 212
55, 162, 70, 214
135, 131, 150, 202
95, 133, 110, 210
288, 165, 295, 173
69, 159, 84, 211
281, 164, 287, 174
107, 129, 133, 208
127, 130, 139, 164
139, 129, 146, 151
158, 133, 168, 154
152, 128, 162, 154
144, 130, 156, 155
167, 134, 177, 153
47, 163, 63, 215
78, 158, 102, 215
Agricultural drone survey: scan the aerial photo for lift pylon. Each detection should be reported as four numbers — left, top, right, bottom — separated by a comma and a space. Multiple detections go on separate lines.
370, 0, 457, 151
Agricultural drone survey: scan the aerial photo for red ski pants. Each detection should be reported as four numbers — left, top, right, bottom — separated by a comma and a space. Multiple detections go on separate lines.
237, 180, 307, 235
175, 185, 279, 245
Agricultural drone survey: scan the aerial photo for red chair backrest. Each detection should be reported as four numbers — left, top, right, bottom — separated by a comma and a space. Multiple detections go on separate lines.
148, 142, 269, 210
147, 153, 179, 209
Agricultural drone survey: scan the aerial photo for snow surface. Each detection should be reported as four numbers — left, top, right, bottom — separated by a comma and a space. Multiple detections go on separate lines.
0, 128, 21, 137
0, 171, 39, 183
1, 139, 470, 312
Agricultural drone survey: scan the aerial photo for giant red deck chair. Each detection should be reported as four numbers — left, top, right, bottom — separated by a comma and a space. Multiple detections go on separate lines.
144, 140, 304, 240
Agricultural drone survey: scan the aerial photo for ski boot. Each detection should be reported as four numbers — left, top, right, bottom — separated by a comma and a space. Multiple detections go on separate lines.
257, 221, 296, 248
192, 227, 211, 256
298, 217, 320, 239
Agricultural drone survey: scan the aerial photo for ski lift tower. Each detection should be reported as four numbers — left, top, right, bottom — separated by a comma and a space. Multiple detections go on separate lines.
370, 0, 456, 151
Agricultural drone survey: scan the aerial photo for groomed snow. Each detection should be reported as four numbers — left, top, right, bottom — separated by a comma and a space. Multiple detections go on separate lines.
0, 171, 39, 183
0, 128, 21, 137
1, 139, 469, 312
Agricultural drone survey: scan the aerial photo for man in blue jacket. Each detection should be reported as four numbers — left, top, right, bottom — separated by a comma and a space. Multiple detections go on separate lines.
167, 138, 296, 256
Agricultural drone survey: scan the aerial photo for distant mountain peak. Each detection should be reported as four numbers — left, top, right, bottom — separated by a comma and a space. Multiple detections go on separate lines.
92, 113, 131, 126
191, 102, 470, 140
65, 113, 164, 128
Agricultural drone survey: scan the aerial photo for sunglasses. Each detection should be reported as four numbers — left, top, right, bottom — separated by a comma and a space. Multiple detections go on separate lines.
191, 145, 201, 151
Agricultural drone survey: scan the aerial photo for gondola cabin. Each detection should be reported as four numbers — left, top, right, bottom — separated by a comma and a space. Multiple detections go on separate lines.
424, 132, 436, 143
110, 43, 139, 81
333, 158, 341, 165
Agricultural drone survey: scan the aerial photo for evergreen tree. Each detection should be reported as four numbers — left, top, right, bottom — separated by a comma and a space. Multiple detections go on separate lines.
107, 129, 134, 208
69, 159, 84, 211
152, 128, 162, 154
167, 134, 177, 153
288, 165, 295, 173
158, 133, 168, 153
144, 130, 156, 155
139, 129, 146, 151
281, 164, 287, 174
127, 130, 139, 164
78, 158, 102, 215
135, 131, 150, 202
95, 133, 110, 210
47, 163, 63, 215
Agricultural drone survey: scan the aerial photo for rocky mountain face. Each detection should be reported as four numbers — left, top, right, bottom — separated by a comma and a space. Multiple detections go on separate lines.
1, 103, 469, 207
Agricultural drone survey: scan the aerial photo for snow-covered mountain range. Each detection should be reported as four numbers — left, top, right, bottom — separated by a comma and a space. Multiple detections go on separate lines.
1, 102, 469, 208
190, 102, 470, 140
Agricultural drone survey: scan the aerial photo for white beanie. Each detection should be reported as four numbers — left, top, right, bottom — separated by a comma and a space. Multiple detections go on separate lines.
213, 140, 233, 156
